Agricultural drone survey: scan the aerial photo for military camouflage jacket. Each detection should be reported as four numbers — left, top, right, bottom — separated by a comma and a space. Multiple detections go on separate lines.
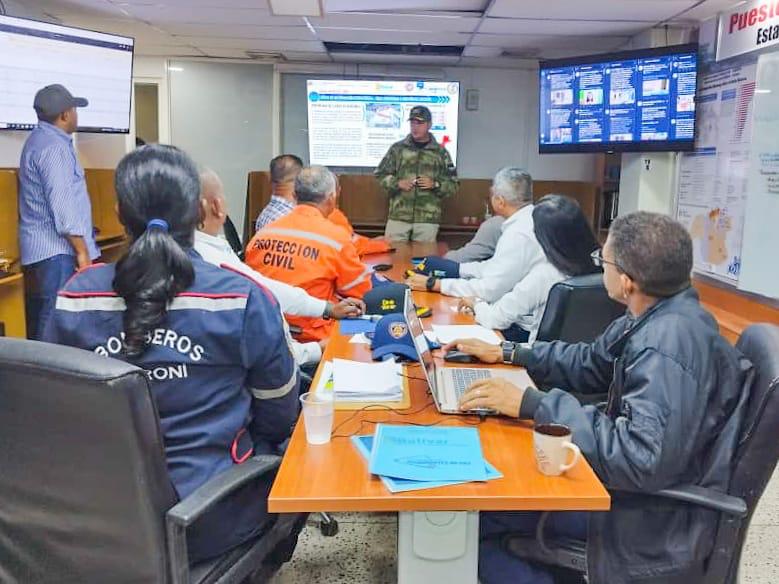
374, 134, 459, 224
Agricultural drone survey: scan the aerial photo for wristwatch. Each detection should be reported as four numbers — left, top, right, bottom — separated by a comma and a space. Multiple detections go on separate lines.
425, 275, 437, 291
323, 302, 334, 320
501, 341, 516, 364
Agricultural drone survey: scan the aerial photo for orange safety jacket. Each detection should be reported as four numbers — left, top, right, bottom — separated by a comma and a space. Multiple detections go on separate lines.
328, 208, 393, 257
246, 205, 372, 342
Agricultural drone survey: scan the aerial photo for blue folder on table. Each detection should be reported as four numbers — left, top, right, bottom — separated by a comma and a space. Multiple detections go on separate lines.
351, 434, 502, 493
340, 318, 377, 335
368, 424, 489, 482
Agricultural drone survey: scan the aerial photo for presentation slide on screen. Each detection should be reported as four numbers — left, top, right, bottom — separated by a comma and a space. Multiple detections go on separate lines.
307, 79, 459, 167
0, 15, 133, 133
540, 50, 697, 146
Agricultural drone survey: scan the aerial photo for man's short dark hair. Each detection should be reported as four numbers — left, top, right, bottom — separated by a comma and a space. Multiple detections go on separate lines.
269, 154, 303, 184
609, 211, 693, 297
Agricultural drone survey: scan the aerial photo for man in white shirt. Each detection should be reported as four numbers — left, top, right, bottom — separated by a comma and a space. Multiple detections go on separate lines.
195, 169, 364, 366
406, 167, 543, 302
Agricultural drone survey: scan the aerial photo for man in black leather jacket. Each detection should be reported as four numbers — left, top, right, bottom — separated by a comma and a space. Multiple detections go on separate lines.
445, 212, 752, 584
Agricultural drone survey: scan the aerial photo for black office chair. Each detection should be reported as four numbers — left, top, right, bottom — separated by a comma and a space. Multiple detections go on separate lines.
503, 323, 779, 584
535, 273, 624, 344
533, 274, 624, 405
0, 338, 304, 584
224, 215, 245, 261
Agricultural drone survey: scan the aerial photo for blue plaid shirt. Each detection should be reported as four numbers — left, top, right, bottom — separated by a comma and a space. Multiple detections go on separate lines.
18, 122, 99, 265
255, 195, 295, 232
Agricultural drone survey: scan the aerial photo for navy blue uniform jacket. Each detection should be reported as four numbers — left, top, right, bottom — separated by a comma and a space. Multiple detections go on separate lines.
44, 251, 300, 560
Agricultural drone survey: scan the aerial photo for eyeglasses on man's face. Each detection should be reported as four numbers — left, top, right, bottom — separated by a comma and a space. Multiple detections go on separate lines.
591, 248, 629, 277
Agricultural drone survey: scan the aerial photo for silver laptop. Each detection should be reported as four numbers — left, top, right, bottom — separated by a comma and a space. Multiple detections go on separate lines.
403, 290, 531, 415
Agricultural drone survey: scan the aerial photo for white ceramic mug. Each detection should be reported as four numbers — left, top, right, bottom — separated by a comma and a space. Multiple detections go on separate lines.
533, 423, 581, 476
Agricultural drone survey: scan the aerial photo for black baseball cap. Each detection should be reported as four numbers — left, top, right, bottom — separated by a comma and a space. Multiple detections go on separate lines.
408, 105, 432, 123
33, 84, 88, 119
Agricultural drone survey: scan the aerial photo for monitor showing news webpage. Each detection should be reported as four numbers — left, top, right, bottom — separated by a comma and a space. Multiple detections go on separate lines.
539, 44, 698, 153
0, 14, 134, 133
306, 79, 460, 167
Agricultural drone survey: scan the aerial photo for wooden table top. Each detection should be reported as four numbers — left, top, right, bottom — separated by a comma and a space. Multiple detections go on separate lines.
268, 243, 610, 513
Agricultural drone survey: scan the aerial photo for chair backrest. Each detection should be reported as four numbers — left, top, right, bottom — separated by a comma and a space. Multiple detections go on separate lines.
708, 324, 779, 582
223, 215, 244, 259
0, 338, 177, 583
535, 273, 624, 344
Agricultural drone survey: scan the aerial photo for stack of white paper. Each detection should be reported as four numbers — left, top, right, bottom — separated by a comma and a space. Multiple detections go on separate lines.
431, 324, 502, 345
330, 358, 403, 402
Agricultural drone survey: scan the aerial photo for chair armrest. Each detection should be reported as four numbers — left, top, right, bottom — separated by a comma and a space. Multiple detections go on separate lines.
651, 485, 748, 518
166, 454, 281, 584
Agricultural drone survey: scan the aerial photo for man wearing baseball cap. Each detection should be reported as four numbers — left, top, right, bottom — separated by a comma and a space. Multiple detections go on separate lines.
18, 84, 98, 340
375, 105, 458, 242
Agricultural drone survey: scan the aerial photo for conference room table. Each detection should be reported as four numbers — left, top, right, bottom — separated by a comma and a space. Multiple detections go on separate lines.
268, 242, 610, 584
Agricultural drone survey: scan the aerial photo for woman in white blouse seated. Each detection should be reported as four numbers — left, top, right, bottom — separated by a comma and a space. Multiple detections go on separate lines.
458, 194, 600, 342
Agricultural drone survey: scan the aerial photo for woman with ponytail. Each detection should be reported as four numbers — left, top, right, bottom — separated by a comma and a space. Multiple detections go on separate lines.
44, 145, 302, 564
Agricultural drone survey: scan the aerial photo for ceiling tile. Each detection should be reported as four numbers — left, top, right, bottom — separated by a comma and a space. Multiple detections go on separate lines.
458, 55, 534, 68
316, 28, 471, 44
324, 0, 488, 11
309, 12, 481, 32
268, 0, 322, 17
479, 17, 651, 36
34, 0, 131, 18
166, 25, 315, 40
115, 0, 270, 7
487, 0, 698, 22
671, 0, 740, 22
120, 5, 303, 26
135, 44, 206, 56
61, 16, 178, 43
462, 45, 502, 57
471, 32, 630, 50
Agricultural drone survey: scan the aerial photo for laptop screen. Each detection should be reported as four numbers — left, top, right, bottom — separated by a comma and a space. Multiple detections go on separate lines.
403, 289, 437, 391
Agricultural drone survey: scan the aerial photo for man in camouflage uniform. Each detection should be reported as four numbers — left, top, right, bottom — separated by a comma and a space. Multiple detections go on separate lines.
375, 105, 459, 242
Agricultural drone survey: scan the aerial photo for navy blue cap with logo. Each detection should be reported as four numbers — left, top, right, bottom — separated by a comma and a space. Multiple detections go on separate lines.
413, 256, 460, 278
364, 282, 409, 316
370, 313, 420, 362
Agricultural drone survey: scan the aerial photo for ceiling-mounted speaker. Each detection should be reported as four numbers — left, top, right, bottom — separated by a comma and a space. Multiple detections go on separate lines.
465, 89, 479, 111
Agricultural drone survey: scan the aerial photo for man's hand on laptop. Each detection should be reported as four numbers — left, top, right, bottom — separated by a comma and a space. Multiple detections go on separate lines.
459, 378, 524, 418
441, 338, 501, 364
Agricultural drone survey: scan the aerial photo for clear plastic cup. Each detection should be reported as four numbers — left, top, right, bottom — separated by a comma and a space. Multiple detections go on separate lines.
299, 392, 334, 445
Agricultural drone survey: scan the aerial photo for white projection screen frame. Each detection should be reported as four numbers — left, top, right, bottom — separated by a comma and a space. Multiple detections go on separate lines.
306, 79, 460, 167
0, 14, 134, 133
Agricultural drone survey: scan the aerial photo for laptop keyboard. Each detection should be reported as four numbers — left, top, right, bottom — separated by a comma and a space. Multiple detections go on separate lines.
451, 368, 492, 399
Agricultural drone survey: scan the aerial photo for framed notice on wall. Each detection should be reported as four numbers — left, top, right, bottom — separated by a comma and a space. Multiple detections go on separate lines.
675, 58, 758, 283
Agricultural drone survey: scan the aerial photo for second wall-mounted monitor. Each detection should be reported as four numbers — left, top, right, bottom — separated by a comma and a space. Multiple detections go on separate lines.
0, 14, 134, 133
306, 79, 460, 167
539, 43, 699, 153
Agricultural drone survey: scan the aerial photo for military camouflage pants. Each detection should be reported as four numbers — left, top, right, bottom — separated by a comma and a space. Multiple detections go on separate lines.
384, 219, 439, 242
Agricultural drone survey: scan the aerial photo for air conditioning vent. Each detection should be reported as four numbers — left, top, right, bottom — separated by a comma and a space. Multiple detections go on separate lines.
245, 50, 285, 61
501, 48, 540, 59
324, 42, 463, 57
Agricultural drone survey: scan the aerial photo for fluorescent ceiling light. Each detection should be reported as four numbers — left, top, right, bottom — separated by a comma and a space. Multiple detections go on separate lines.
269, 0, 323, 17
168, 65, 184, 72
